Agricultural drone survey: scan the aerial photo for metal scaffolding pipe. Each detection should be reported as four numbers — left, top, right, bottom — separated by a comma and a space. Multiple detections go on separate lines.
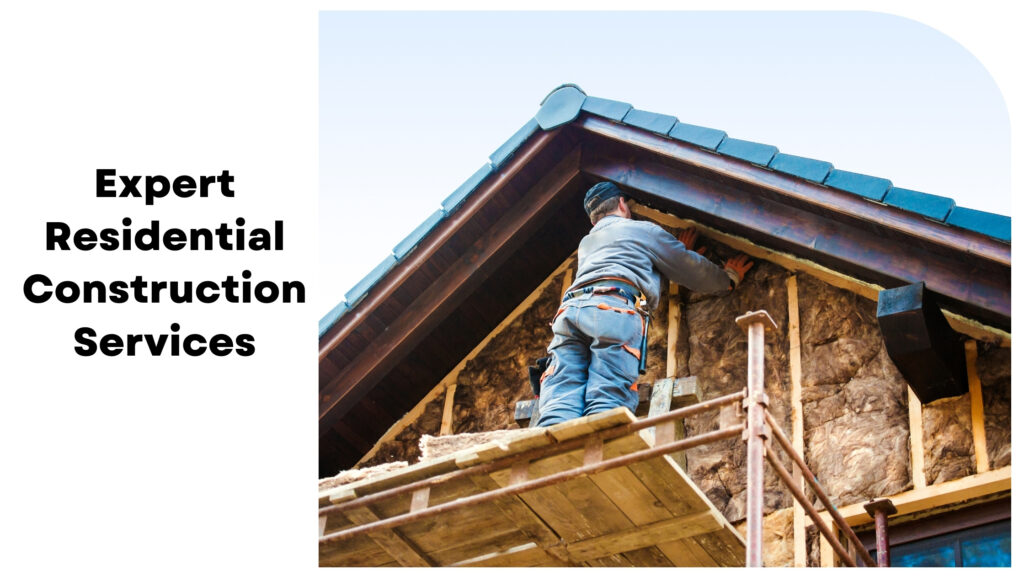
765, 446, 866, 568
763, 410, 875, 566
321, 390, 745, 518
736, 310, 775, 567
864, 499, 897, 567
320, 424, 745, 546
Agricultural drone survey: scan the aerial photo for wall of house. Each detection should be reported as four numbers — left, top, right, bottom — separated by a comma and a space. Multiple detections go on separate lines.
352, 225, 1011, 568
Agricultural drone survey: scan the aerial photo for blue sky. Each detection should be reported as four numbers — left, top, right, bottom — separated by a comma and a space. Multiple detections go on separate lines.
319, 11, 1009, 317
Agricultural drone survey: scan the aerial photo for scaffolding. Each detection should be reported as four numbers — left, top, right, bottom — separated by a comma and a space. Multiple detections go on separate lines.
318, 311, 895, 567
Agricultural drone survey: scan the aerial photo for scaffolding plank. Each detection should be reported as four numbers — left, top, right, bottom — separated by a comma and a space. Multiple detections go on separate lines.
321, 407, 745, 567
344, 507, 434, 567
452, 543, 567, 567
566, 511, 720, 562
468, 474, 564, 550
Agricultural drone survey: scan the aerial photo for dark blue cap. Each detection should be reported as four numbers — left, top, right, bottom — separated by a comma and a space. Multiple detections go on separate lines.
584, 181, 625, 215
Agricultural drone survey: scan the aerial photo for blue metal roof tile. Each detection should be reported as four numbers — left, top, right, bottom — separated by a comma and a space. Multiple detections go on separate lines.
945, 206, 1010, 242
824, 169, 892, 202
717, 137, 778, 167
489, 118, 540, 168
622, 108, 678, 135
536, 84, 587, 129
768, 153, 833, 183
884, 187, 955, 222
581, 96, 633, 122
344, 254, 398, 307
442, 163, 492, 214
668, 122, 727, 150
393, 209, 446, 260
319, 299, 350, 339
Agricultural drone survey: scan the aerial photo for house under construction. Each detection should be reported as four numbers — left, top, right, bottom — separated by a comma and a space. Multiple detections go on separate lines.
317, 85, 1011, 567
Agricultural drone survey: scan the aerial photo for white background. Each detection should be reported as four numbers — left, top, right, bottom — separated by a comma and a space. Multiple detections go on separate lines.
0, 1, 1018, 572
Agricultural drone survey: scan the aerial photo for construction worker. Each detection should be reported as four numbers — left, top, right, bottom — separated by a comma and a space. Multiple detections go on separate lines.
536, 181, 753, 426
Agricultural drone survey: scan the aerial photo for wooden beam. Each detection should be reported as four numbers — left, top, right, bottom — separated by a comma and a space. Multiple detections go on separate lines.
560, 267, 574, 299
439, 385, 457, 435
666, 282, 681, 378
355, 254, 577, 466
818, 519, 838, 568
834, 466, 1011, 528
345, 507, 435, 567
630, 204, 1010, 347
965, 340, 990, 474
451, 542, 569, 567
565, 511, 720, 563
321, 146, 582, 434
640, 377, 698, 468
582, 116, 1009, 269
466, 474, 568, 561
908, 386, 927, 489
786, 275, 807, 567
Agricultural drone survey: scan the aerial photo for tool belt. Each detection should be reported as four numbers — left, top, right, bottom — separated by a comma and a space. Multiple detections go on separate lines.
562, 277, 644, 306
561, 277, 650, 375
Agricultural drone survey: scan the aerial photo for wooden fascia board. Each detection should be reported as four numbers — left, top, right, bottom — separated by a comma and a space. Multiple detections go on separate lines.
318, 145, 583, 435
581, 150, 1010, 330
577, 115, 1010, 269
633, 203, 1009, 346
318, 128, 563, 362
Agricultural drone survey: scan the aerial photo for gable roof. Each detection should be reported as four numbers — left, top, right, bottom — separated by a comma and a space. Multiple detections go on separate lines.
318, 84, 1010, 474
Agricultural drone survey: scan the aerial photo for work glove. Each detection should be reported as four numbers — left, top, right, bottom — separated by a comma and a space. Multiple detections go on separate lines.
677, 228, 706, 255
724, 254, 754, 289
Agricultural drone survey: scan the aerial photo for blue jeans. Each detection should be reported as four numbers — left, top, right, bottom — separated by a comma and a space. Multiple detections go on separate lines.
537, 292, 644, 426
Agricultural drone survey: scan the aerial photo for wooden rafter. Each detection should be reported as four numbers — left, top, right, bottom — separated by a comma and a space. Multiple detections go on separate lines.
320, 146, 582, 435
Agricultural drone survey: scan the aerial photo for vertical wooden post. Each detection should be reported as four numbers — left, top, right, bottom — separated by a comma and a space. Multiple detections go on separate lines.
786, 276, 807, 567
560, 268, 574, 299
666, 282, 681, 378
965, 340, 990, 473
439, 384, 458, 435
907, 387, 927, 489
819, 519, 838, 568
737, 310, 778, 568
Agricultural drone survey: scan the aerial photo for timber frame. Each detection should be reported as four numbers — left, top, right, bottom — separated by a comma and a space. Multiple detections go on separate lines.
319, 84, 1010, 477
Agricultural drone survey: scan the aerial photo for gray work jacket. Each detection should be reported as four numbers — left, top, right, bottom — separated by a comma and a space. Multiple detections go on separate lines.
569, 215, 731, 310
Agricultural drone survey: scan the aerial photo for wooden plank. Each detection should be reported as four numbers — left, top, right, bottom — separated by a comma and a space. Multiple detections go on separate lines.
666, 282, 681, 377
908, 386, 927, 489
560, 267, 574, 299
344, 507, 434, 567
451, 543, 568, 567
566, 511, 720, 562
786, 275, 807, 567
658, 536, 720, 566
409, 487, 430, 512
965, 340, 990, 474
696, 528, 746, 567
319, 534, 395, 567
467, 474, 563, 550
543, 406, 636, 442
439, 384, 457, 435
640, 378, 673, 446
427, 524, 537, 567
355, 253, 577, 466
835, 466, 1011, 528
588, 432, 717, 566
621, 546, 674, 567
631, 203, 1010, 346
819, 519, 838, 568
